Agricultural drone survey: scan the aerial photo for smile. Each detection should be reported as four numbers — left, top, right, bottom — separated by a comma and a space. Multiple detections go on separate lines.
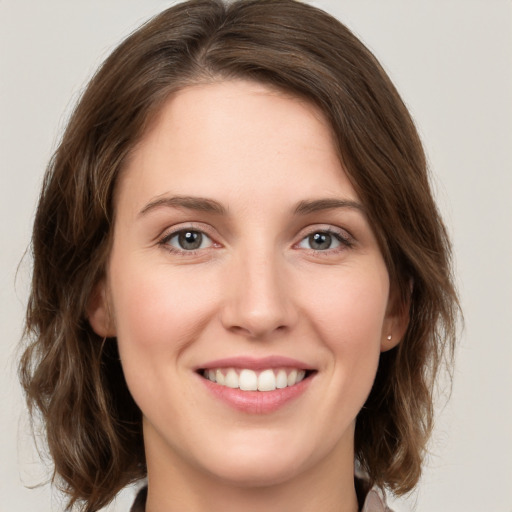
201, 367, 308, 392
196, 356, 316, 413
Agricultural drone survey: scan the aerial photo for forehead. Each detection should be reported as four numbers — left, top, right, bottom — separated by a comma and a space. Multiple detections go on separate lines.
117, 79, 358, 214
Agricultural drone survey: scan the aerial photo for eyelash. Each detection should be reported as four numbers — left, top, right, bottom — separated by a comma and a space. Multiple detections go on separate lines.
296, 228, 354, 253
158, 225, 217, 255
157, 226, 354, 255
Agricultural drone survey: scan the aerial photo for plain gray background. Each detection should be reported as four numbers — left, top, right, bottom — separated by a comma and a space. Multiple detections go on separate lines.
1, 1, 511, 510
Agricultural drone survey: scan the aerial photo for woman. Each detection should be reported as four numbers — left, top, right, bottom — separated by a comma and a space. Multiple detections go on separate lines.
19, 1, 459, 511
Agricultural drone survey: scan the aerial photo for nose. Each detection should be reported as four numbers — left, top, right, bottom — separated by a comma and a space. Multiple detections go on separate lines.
220, 249, 297, 339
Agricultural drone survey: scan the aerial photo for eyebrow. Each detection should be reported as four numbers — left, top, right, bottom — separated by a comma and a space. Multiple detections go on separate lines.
138, 195, 227, 217
138, 195, 364, 218
294, 198, 365, 215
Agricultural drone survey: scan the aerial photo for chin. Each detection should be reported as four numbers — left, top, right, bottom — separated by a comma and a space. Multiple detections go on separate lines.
206, 455, 305, 488
195, 433, 319, 488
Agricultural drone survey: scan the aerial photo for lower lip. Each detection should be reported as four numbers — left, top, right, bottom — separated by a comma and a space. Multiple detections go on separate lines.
198, 373, 313, 414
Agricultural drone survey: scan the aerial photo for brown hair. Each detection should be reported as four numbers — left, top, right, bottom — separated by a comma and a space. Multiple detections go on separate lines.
20, 0, 459, 510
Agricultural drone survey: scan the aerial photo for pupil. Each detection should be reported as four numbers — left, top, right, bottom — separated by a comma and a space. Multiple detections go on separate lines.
310, 232, 331, 250
179, 231, 202, 250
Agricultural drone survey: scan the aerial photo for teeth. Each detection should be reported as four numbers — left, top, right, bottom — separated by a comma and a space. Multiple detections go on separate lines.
216, 369, 225, 385
287, 369, 298, 386
276, 369, 288, 389
225, 368, 239, 388
276, 370, 288, 389
203, 367, 308, 392
239, 369, 258, 390
258, 369, 276, 391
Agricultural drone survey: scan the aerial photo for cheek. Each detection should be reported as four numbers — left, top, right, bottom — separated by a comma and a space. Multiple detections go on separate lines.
109, 259, 218, 364
306, 266, 389, 345
107, 258, 222, 418
303, 265, 389, 395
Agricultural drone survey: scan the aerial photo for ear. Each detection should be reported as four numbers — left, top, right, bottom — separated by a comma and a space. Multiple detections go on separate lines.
87, 280, 116, 337
381, 282, 411, 352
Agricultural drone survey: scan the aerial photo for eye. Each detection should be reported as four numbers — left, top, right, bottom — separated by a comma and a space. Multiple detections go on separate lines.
297, 230, 349, 251
163, 229, 213, 252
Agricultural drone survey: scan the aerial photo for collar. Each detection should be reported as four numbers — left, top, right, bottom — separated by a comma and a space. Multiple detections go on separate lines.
361, 486, 393, 512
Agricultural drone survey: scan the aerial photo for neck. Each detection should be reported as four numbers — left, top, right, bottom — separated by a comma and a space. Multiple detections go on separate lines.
143, 426, 359, 512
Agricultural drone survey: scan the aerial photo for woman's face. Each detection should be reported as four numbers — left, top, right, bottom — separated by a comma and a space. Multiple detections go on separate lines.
91, 80, 400, 488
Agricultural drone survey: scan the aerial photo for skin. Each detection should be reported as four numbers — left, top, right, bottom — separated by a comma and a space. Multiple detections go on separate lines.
89, 80, 406, 512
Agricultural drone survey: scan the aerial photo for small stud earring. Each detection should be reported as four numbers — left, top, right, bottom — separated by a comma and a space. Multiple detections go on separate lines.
386, 334, 392, 341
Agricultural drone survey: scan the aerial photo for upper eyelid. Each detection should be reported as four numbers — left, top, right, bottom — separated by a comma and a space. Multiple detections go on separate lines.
159, 222, 217, 240
296, 224, 354, 241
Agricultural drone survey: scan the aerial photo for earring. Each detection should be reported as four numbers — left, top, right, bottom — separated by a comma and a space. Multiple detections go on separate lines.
386, 334, 392, 341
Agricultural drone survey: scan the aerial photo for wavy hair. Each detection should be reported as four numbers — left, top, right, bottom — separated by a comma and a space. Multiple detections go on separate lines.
20, 0, 459, 510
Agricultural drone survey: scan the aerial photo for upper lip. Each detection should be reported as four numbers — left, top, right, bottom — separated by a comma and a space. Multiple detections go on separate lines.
196, 356, 314, 371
